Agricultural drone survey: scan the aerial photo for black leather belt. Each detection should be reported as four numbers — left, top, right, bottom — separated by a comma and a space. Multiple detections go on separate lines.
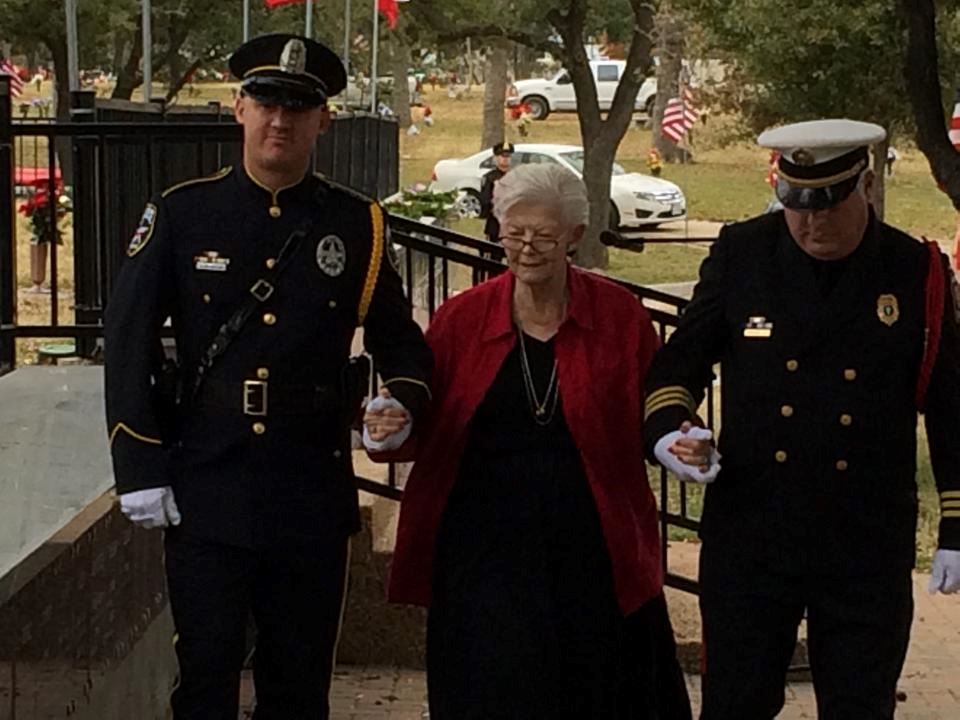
196, 379, 340, 416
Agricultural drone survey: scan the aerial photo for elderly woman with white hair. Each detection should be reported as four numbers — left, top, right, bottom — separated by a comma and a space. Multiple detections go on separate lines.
367, 164, 689, 719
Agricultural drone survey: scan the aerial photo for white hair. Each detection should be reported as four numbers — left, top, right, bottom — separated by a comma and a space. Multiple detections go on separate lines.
492, 163, 589, 228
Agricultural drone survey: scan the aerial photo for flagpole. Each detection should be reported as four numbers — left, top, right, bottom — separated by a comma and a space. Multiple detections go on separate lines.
243, 0, 251, 42
65, 0, 80, 92
371, 0, 379, 112
343, 0, 352, 72
142, 0, 152, 102
305, 0, 314, 39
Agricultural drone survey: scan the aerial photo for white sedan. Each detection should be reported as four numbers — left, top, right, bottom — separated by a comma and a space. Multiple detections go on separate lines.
429, 143, 687, 229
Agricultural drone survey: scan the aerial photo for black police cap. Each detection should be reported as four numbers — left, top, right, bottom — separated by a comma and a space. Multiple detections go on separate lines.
492, 141, 515, 156
229, 33, 346, 109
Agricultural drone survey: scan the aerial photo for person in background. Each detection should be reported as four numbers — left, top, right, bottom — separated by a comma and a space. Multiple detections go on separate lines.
478, 140, 514, 242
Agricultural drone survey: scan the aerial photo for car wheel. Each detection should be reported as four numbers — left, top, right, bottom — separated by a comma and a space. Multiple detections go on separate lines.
644, 95, 656, 117
525, 96, 549, 121
608, 202, 621, 231
456, 189, 482, 218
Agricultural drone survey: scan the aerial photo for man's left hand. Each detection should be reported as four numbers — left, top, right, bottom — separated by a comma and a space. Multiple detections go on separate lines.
929, 548, 960, 594
363, 388, 412, 451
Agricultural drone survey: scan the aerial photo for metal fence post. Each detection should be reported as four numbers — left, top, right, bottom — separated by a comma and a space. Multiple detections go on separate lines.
70, 90, 99, 357
0, 76, 16, 373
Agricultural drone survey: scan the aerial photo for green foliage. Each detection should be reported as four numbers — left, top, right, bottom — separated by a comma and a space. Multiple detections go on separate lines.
677, 0, 960, 137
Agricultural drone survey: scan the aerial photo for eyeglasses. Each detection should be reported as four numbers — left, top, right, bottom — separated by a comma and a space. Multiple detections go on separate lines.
499, 234, 562, 253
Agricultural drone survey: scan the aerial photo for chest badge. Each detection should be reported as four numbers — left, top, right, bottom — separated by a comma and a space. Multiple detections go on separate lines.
877, 294, 899, 327
316, 235, 347, 277
194, 251, 231, 272
743, 315, 774, 338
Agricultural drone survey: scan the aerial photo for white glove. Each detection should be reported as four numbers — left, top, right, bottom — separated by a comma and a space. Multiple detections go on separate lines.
363, 395, 413, 452
929, 548, 960, 594
654, 427, 722, 484
120, 487, 181, 529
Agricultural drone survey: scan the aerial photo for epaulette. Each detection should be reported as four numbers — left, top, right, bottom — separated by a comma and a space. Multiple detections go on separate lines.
314, 173, 376, 205
162, 166, 233, 198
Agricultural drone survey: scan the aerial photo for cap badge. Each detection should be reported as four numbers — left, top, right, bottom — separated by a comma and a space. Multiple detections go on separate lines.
280, 39, 307, 75
791, 149, 816, 167
877, 294, 899, 327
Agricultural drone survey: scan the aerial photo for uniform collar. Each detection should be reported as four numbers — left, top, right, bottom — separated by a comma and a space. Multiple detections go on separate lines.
237, 163, 315, 213
481, 264, 595, 342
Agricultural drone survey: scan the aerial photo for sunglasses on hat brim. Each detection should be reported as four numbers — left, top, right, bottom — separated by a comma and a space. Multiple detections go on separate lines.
775, 174, 862, 211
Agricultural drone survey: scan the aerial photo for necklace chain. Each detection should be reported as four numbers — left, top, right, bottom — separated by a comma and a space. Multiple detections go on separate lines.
517, 329, 560, 426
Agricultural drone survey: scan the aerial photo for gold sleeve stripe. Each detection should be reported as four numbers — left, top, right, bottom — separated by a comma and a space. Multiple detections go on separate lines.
941, 491, 960, 500
943, 500, 960, 509
645, 392, 697, 414
109, 423, 163, 448
383, 377, 433, 401
358, 203, 384, 326
943, 510, 960, 519
646, 385, 695, 408
645, 400, 696, 421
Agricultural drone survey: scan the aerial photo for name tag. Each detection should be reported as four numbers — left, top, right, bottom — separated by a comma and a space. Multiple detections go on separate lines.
194, 252, 230, 272
743, 315, 773, 338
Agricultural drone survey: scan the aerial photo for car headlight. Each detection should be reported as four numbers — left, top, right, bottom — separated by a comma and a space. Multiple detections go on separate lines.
633, 192, 657, 201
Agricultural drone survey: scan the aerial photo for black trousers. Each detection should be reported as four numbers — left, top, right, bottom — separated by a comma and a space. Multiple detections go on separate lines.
698, 540, 913, 720
164, 530, 350, 720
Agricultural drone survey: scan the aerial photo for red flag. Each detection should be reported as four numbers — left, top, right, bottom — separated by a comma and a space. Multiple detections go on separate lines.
0, 59, 24, 97
264, 0, 305, 7
378, 0, 399, 29
661, 87, 699, 144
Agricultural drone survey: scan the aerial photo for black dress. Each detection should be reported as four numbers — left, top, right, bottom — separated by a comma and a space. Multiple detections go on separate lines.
427, 332, 653, 720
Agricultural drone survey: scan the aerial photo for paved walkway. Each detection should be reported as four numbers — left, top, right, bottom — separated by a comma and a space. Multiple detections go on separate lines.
241, 574, 960, 719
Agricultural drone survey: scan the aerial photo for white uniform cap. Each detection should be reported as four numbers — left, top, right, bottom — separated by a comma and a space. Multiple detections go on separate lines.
758, 119, 886, 165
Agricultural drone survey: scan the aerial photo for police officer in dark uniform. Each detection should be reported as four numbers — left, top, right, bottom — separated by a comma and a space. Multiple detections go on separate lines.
104, 33, 432, 719
643, 120, 960, 720
478, 141, 514, 241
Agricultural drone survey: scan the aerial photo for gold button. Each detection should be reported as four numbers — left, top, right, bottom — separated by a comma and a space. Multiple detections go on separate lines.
252, 422, 266, 435
786, 360, 799, 372
775, 450, 788, 463
836, 460, 849, 471
328, 300, 337, 309
265, 258, 277, 270
844, 369, 857, 381
840, 414, 853, 427
202, 293, 211, 304
781, 405, 794, 418
269, 205, 281, 218
263, 313, 277, 326
257, 368, 269, 380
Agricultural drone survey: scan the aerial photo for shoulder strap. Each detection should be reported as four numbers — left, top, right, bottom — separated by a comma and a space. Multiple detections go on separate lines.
190, 224, 308, 399
357, 202, 385, 326
917, 239, 946, 411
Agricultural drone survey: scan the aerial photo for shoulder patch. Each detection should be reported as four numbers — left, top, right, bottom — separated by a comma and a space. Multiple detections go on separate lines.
314, 173, 375, 204
161, 166, 233, 198
128, 203, 158, 257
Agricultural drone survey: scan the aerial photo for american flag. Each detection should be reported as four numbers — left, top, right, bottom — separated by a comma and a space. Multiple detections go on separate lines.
662, 86, 699, 144
950, 87, 960, 151
1, 59, 24, 97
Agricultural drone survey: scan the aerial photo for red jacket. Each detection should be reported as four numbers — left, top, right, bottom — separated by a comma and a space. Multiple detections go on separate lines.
388, 266, 664, 615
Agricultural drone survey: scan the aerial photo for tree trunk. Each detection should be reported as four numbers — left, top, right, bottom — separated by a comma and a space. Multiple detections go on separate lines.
549, 0, 655, 269
871, 137, 888, 221
653, 6, 687, 162
480, 40, 509, 149
389, 30, 412, 128
165, 56, 205, 105
901, 0, 960, 207
112, 15, 143, 100
112, 31, 127, 76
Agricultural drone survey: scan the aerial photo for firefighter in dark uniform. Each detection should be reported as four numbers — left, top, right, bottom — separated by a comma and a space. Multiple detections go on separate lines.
643, 120, 960, 720
478, 141, 514, 241
104, 34, 432, 720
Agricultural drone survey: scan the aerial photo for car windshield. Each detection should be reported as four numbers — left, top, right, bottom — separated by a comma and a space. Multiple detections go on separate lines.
559, 151, 626, 176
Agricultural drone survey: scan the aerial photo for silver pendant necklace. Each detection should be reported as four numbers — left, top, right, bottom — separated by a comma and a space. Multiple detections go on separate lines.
517, 328, 560, 426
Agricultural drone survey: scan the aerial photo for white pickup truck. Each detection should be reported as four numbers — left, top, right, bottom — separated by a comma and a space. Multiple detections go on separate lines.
506, 60, 657, 121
